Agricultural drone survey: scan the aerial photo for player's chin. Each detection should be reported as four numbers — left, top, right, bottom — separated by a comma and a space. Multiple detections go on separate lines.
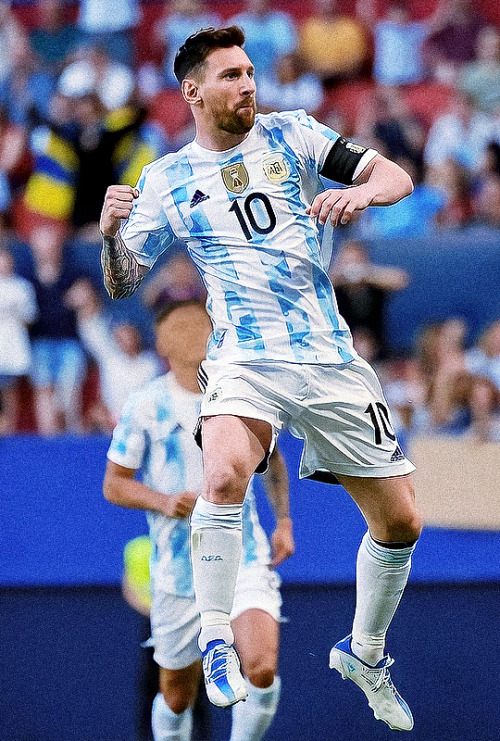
236, 106, 255, 129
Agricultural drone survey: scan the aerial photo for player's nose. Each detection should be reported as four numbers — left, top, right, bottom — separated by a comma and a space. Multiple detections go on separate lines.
241, 73, 256, 95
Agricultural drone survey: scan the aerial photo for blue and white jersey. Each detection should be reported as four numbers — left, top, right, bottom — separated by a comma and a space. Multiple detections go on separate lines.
107, 372, 272, 598
121, 110, 377, 365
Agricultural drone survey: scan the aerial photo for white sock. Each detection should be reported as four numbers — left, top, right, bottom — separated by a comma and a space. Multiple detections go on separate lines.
151, 693, 192, 741
230, 677, 281, 741
191, 496, 243, 652
351, 531, 415, 666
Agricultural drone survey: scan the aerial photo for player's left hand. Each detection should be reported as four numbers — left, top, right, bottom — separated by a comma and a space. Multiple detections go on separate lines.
269, 516, 295, 568
307, 185, 373, 227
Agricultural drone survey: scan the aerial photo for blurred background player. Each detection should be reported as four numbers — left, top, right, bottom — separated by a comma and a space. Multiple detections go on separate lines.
103, 300, 295, 741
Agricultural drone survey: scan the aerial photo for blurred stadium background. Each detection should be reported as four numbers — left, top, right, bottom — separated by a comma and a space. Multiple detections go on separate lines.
1, 0, 500, 739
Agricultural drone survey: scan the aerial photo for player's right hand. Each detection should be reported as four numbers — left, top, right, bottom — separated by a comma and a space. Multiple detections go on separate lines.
163, 491, 198, 519
99, 185, 139, 238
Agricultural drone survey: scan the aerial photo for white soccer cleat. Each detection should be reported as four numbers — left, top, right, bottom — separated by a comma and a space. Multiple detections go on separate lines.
329, 635, 414, 732
202, 640, 248, 708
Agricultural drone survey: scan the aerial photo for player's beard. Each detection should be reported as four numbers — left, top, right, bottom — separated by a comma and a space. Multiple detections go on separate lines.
215, 99, 256, 135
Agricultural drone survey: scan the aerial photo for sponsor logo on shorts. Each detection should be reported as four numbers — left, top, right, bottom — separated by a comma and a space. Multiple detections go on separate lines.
390, 445, 405, 462
207, 387, 221, 402
201, 555, 223, 561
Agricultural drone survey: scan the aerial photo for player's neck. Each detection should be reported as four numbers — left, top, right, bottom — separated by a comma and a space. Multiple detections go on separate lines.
169, 364, 200, 394
194, 122, 250, 152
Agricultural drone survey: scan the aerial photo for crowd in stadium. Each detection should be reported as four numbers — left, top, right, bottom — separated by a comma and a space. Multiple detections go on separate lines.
1, 0, 500, 442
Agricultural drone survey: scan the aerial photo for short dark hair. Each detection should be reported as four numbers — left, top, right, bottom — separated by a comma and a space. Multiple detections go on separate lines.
155, 299, 207, 328
174, 25, 246, 84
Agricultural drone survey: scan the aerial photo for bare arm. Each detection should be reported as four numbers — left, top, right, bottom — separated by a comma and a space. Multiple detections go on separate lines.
103, 460, 198, 519
308, 154, 414, 227
99, 185, 150, 300
260, 447, 295, 567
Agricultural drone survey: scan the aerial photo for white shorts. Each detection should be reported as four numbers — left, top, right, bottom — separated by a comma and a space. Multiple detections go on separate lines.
149, 562, 282, 670
198, 356, 415, 480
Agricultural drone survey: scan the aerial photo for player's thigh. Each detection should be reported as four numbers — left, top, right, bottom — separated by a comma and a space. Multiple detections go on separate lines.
336, 472, 422, 543
232, 609, 280, 686
297, 358, 415, 479
201, 414, 273, 499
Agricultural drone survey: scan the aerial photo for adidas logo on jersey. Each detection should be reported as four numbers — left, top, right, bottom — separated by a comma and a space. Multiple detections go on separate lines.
190, 189, 210, 208
391, 445, 405, 462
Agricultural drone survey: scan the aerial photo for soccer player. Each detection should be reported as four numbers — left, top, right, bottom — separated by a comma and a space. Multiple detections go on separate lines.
103, 299, 294, 741
99, 26, 423, 732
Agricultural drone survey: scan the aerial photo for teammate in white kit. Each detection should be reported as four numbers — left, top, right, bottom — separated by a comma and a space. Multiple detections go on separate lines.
103, 300, 294, 741
99, 26, 423, 732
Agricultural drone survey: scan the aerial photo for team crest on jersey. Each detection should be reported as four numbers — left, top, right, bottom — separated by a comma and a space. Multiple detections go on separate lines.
221, 162, 249, 194
262, 153, 290, 183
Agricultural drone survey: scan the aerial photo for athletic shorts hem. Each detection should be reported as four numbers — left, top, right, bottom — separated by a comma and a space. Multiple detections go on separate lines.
199, 399, 281, 432
300, 458, 416, 480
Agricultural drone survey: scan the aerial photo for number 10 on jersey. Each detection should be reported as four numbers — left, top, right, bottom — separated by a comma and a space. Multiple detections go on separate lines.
229, 192, 277, 241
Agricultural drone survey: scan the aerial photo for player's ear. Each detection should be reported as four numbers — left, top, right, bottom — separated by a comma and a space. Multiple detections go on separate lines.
182, 78, 201, 106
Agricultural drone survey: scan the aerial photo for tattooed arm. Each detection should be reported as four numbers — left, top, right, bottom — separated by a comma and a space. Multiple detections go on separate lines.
101, 232, 149, 299
99, 185, 150, 300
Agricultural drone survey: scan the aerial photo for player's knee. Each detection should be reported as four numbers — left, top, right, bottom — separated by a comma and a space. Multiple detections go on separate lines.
205, 462, 248, 502
386, 510, 423, 544
244, 657, 276, 689
161, 687, 192, 715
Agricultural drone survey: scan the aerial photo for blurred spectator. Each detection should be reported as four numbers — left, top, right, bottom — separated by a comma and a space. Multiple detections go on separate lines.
0, 1, 27, 88
429, 158, 474, 228
423, 91, 495, 172
59, 47, 136, 113
359, 0, 430, 86
458, 26, 500, 113
22, 225, 89, 435
463, 375, 500, 442
0, 104, 30, 198
426, 0, 486, 84
0, 246, 38, 435
142, 251, 206, 314
355, 86, 425, 173
257, 52, 323, 115
329, 239, 409, 359
479, 140, 500, 179
299, 0, 370, 85
382, 356, 428, 433
474, 172, 500, 228
411, 317, 471, 435
155, 0, 221, 88
29, 0, 80, 76
358, 158, 446, 238
465, 319, 500, 390
0, 34, 55, 127
77, 0, 140, 66
23, 54, 161, 237
66, 278, 160, 432
228, 0, 298, 77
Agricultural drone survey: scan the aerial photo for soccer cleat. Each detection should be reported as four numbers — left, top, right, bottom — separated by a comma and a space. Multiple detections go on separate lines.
329, 635, 414, 732
202, 640, 248, 708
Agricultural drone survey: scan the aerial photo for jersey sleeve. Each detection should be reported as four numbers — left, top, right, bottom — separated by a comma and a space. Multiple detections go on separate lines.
120, 164, 177, 268
290, 110, 378, 185
107, 391, 149, 470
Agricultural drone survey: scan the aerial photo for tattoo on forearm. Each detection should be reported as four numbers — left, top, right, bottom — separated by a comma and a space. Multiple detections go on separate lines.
101, 233, 148, 299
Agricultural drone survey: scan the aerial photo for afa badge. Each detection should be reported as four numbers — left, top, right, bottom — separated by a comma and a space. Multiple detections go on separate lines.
262, 153, 290, 183
221, 162, 249, 194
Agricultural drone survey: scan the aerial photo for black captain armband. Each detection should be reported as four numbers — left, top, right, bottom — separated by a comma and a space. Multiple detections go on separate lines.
320, 137, 375, 185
